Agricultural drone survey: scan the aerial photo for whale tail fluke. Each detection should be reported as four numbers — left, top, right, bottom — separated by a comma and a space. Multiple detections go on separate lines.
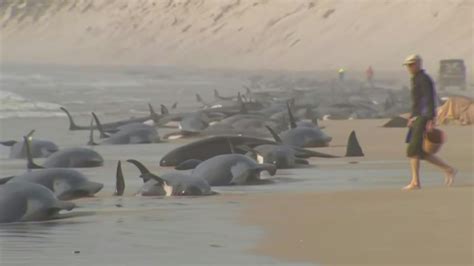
0, 140, 17, 147
0, 176, 15, 185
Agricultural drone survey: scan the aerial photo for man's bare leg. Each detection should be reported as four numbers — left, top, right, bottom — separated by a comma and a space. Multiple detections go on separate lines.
424, 154, 457, 186
404, 157, 421, 190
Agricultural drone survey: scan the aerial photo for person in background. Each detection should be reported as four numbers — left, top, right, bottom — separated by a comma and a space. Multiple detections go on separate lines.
366, 65, 374, 87
403, 54, 457, 190
338, 68, 345, 81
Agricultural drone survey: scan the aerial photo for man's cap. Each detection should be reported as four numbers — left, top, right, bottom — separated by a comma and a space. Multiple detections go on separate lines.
403, 54, 422, 65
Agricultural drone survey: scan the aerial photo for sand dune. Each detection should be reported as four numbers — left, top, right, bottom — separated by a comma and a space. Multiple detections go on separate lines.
1, 0, 472, 73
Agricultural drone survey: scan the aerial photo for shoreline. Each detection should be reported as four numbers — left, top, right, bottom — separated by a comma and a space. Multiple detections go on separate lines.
236, 186, 474, 265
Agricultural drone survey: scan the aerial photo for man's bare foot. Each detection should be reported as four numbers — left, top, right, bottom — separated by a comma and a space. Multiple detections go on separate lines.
445, 168, 457, 187
402, 183, 421, 190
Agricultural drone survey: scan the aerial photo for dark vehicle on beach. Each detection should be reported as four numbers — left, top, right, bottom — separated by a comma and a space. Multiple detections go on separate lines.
437, 59, 466, 91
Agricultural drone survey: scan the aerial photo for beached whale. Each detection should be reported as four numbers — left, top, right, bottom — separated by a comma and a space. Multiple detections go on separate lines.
0, 168, 103, 200
160, 135, 275, 167
0, 182, 75, 223
190, 153, 277, 186
88, 113, 160, 145
125, 159, 215, 196
241, 126, 338, 169
214, 89, 236, 101
60, 104, 160, 132
0, 130, 58, 159
22, 137, 103, 169
279, 103, 332, 147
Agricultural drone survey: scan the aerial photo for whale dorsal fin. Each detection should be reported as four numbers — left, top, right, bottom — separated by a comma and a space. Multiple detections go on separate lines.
91, 112, 110, 139
148, 103, 160, 123
23, 136, 43, 169
126, 159, 163, 184
25, 129, 35, 139
196, 93, 203, 103
244, 86, 251, 94
0, 176, 15, 185
160, 104, 169, 115
126, 159, 151, 175
346, 130, 364, 157
87, 117, 98, 146
226, 138, 236, 154
237, 92, 243, 103
214, 89, 220, 100
239, 100, 248, 114
286, 101, 297, 129
60, 107, 80, 130
312, 117, 319, 127
114, 160, 125, 196
264, 125, 282, 144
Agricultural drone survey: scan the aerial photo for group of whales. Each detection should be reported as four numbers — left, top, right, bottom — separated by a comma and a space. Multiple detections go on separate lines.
0, 87, 380, 223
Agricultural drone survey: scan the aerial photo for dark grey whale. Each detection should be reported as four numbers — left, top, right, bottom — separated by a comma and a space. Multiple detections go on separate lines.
60, 104, 160, 132
0, 182, 75, 223
189, 140, 277, 186
89, 113, 160, 144
279, 103, 332, 148
242, 126, 338, 169
126, 159, 214, 196
23, 137, 103, 169
1, 130, 58, 159
1, 168, 103, 200
160, 136, 275, 167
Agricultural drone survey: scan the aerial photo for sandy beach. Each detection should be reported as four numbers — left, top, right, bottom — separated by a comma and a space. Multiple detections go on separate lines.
241, 186, 473, 265
0, 0, 472, 262
233, 119, 474, 265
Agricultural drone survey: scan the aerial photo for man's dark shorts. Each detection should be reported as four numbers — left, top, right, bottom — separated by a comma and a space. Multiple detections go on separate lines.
407, 116, 429, 159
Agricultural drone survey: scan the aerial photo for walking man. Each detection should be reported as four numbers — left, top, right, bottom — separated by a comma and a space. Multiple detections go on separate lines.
403, 54, 456, 190
366, 65, 374, 87
338, 68, 345, 81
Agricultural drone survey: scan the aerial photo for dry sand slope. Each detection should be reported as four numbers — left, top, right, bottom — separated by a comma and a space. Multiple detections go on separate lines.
1, 0, 472, 72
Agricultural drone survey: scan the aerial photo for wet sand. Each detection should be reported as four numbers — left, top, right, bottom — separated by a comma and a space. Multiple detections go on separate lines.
236, 119, 474, 265
240, 186, 473, 265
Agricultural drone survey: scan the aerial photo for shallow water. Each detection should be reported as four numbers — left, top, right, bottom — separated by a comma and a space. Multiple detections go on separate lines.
0, 64, 470, 266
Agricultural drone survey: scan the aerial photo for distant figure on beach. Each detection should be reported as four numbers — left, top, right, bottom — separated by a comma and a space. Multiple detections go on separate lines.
403, 54, 457, 190
338, 68, 345, 81
366, 66, 374, 87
